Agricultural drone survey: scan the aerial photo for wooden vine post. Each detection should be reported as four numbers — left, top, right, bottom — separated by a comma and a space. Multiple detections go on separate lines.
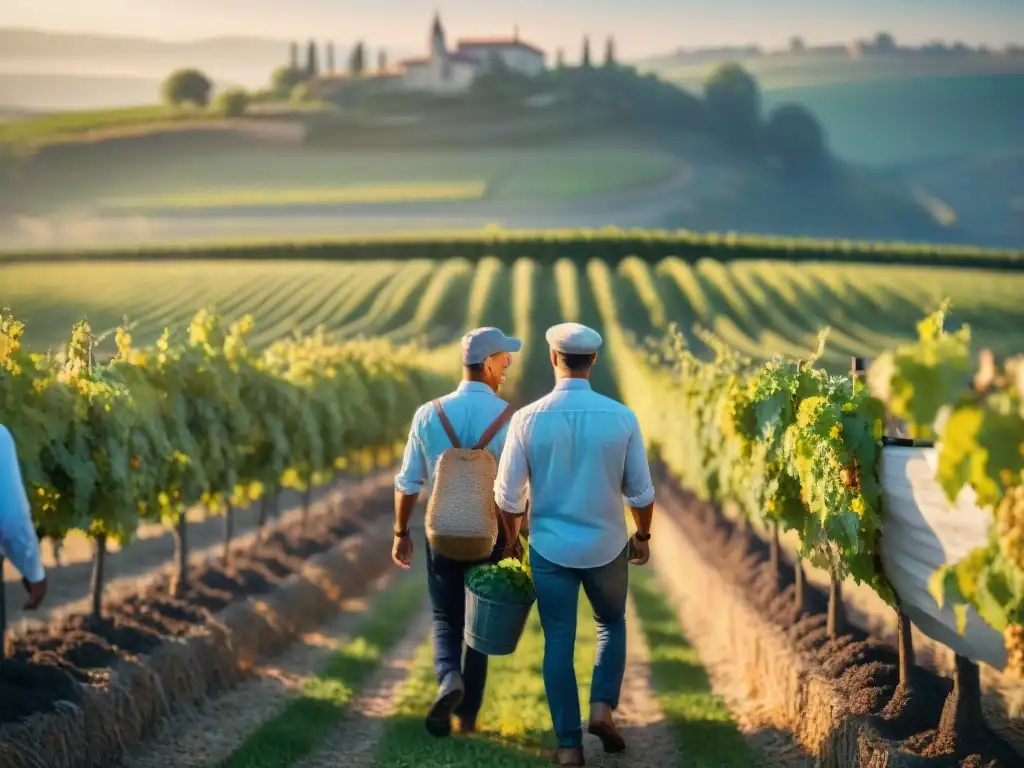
940, 654, 987, 747
826, 572, 846, 638
826, 357, 870, 640
89, 533, 108, 623
301, 484, 313, 530
171, 508, 190, 597
85, 336, 110, 624
256, 495, 268, 547
222, 504, 234, 568
793, 556, 807, 615
768, 521, 782, 589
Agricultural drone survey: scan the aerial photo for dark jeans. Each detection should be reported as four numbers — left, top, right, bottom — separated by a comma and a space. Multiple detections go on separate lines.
530, 545, 629, 749
425, 531, 505, 722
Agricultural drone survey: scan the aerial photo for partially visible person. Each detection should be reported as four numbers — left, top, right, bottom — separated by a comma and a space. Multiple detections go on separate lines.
0, 424, 47, 610
392, 327, 522, 738
494, 322, 655, 767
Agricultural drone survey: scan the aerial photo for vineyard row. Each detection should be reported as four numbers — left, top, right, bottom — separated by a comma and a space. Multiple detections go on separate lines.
580, 254, 1023, 742
0, 307, 453, 642
4, 228, 1023, 269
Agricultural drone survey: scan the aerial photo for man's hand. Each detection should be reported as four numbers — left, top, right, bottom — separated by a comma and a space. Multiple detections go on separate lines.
22, 576, 47, 610
392, 535, 413, 568
500, 536, 523, 561
628, 536, 650, 566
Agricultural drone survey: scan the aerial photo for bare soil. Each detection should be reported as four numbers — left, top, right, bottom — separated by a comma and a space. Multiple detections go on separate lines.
120, 570, 400, 768
0, 480, 383, 729
658, 476, 1022, 767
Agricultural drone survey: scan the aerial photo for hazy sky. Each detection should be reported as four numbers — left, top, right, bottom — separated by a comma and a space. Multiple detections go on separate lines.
4, 0, 1023, 58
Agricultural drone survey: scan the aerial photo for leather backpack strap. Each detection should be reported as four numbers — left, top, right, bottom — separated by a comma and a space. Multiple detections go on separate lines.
433, 400, 461, 448
473, 403, 517, 450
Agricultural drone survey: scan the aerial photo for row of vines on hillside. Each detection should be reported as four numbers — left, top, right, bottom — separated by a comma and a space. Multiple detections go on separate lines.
0, 307, 454, 662
589, 263, 1023, 750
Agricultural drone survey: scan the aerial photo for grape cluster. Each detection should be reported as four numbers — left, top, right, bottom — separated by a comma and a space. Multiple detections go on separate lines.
995, 485, 1024, 570
466, 558, 535, 604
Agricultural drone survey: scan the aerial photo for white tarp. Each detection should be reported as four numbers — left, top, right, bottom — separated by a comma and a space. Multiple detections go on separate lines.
880, 445, 1008, 670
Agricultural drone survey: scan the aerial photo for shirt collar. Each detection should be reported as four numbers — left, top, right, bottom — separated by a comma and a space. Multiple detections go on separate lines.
553, 379, 592, 392
457, 381, 495, 395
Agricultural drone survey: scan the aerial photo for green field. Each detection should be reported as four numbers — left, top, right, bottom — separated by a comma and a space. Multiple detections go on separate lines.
15, 144, 682, 215
645, 52, 1024, 92
6, 257, 1022, 398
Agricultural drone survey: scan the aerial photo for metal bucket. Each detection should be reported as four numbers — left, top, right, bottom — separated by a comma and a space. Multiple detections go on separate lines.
464, 587, 534, 656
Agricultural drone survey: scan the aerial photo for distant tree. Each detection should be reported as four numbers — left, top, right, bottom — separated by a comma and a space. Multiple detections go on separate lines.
556, 48, 565, 68
349, 41, 366, 76
378, 49, 388, 72
270, 65, 306, 96
765, 103, 829, 174
326, 42, 336, 73
582, 36, 591, 67
291, 83, 310, 104
306, 39, 319, 76
604, 37, 616, 67
874, 32, 896, 52
703, 62, 761, 149
214, 87, 250, 117
289, 41, 299, 69
162, 68, 213, 108
789, 35, 805, 53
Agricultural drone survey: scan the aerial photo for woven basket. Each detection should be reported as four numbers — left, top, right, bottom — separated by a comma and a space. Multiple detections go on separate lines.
425, 447, 500, 561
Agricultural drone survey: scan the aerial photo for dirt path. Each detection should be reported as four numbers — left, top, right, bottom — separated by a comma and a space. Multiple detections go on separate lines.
292, 607, 433, 768
118, 568, 401, 768
4, 471, 393, 628
582, 600, 685, 768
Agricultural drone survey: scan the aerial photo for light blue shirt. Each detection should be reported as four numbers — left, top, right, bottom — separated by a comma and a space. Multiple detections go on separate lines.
493, 379, 656, 569
395, 381, 512, 495
0, 425, 45, 583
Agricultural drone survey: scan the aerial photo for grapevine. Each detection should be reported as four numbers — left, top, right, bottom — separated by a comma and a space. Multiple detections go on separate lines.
868, 307, 1024, 676
0, 307, 454, 610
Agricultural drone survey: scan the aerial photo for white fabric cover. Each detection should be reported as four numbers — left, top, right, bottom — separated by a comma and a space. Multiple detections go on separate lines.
880, 445, 1007, 669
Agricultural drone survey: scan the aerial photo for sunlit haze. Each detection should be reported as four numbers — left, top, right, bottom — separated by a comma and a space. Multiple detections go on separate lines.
3, 0, 1023, 58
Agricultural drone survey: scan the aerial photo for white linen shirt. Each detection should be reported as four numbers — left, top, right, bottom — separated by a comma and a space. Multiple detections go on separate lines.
0, 425, 45, 583
493, 378, 655, 569
394, 381, 512, 496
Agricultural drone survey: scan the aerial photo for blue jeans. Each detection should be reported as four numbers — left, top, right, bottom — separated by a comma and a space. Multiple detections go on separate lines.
425, 533, 505, 723
530, 545, 628, 749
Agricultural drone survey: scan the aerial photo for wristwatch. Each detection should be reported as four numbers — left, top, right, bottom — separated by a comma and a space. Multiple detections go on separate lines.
394, 528, 409, 538
634, 531, 651, 541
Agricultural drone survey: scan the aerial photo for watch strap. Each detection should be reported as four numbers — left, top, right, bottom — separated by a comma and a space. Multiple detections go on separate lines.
634, 531, 651, 541
394, 528, 410, 538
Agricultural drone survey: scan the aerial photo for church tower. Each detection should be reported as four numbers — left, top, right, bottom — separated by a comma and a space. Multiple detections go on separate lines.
429, 11, 451, 81
430, 12, 447, 59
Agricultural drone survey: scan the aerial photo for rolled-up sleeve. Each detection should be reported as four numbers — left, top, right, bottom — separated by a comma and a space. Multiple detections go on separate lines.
0, 427, 45, 584
622, 414, 655, 508
394, 412, 429, 495
493, 415, 529, 515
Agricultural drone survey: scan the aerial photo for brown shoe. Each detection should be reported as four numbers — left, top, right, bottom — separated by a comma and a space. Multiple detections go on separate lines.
552, 747, 586, 766
587, 719, 626, 753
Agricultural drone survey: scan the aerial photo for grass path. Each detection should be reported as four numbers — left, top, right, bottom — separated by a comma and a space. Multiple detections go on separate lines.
121, 546, 765, 768
120, 566, 408, 768
219, 569, 426, 768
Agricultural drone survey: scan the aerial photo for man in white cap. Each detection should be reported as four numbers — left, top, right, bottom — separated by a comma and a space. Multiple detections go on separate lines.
1, 424, 47, 611
493, 322, 655, 767
393, 326, 522, 738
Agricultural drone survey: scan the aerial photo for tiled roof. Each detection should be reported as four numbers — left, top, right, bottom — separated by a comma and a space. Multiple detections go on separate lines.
456, 37, 545, 55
